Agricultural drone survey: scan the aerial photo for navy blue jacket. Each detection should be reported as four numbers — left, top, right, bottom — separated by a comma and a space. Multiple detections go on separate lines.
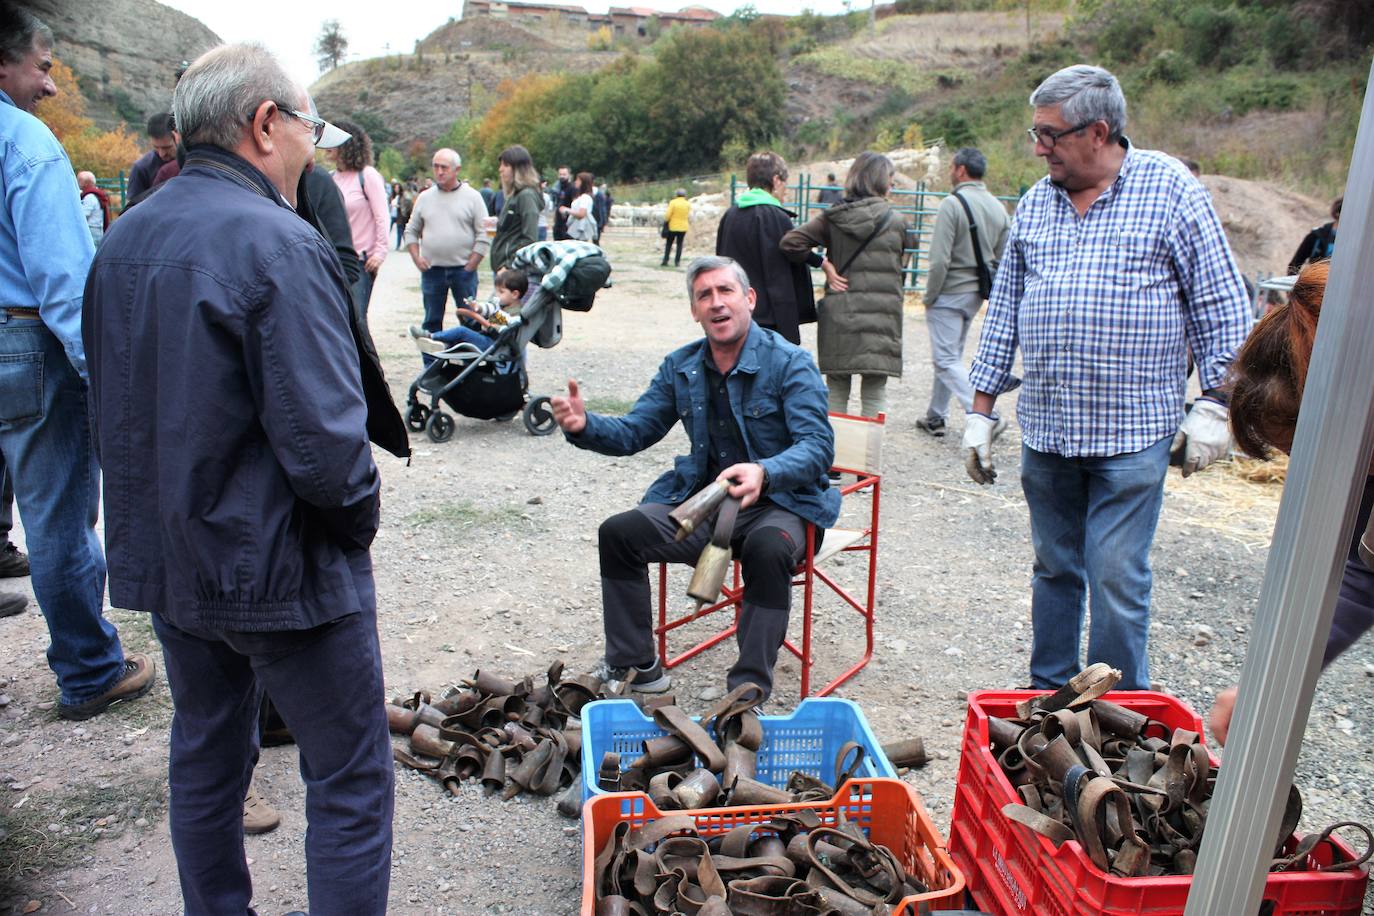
83, 146, 380, 632
568, 322, 840, 530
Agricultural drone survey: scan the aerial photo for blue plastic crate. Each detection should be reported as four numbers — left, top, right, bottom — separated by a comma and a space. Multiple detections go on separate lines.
579, 696, 896, 803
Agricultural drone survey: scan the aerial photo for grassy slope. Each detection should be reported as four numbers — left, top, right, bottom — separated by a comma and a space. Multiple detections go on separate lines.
786, 10, 1366, 200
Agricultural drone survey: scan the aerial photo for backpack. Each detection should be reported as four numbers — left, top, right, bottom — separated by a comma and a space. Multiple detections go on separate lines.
82, 188, 111, 230
557, 253, 612, 312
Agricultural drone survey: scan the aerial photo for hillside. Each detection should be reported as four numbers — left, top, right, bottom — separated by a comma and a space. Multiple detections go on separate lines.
29, 0, 221, 130
311, 18, 616, 146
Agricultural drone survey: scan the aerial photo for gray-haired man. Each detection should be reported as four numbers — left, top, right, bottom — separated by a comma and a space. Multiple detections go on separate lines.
83, 43, 392, 914
962, 65, 1251, 691
916, 147, 1011, 438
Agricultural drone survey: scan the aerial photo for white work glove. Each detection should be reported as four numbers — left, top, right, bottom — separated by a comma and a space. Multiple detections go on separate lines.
1171, 398, 1230, 477
962, 413, 1005, 485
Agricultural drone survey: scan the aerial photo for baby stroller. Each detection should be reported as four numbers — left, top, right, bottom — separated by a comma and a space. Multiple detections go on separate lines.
404, 240, 611, 443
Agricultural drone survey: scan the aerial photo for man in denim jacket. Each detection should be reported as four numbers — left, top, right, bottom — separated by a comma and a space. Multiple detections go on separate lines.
552, 255, 839, 701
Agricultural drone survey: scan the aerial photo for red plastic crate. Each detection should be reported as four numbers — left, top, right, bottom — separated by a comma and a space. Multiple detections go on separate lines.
949, 690, 1370, 915
580, 777, 966, 915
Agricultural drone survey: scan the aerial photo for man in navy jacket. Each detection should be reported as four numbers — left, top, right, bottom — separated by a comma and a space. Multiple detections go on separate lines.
552, 255, 838, 701
83, 44, 392, 915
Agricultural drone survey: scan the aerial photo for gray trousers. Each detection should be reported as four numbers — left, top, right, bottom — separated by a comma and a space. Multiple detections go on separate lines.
599, 500, 807, 699
924, 292, 983, 421
826, 374, 888, 418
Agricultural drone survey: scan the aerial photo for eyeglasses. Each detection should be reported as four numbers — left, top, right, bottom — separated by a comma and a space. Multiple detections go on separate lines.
280, 107, 327, 144
1026, 120, 1097, 150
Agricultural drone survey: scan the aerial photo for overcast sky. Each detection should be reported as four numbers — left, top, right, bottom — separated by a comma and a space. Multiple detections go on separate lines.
158, 0, 866, 88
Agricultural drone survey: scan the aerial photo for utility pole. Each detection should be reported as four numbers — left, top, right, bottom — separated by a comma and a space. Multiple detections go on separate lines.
869, 0, 876, 32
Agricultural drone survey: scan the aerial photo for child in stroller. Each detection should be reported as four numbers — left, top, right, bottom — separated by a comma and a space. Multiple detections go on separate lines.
404, 239, 611, 443
409, 267, 527, 375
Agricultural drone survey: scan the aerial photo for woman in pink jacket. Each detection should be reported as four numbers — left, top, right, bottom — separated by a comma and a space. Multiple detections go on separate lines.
329, 119, 389, 318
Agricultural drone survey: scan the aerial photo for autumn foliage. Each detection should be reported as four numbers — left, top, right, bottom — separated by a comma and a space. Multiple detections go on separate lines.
35, 58, 142, 181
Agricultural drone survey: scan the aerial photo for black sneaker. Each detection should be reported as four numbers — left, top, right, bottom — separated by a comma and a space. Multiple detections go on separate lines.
0, 591, 26, 618
915, 416, 947, 438
0, 543, 28, 577
592, 657, 672, 694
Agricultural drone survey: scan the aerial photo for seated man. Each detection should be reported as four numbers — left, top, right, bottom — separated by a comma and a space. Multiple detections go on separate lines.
551, 255, 839, 701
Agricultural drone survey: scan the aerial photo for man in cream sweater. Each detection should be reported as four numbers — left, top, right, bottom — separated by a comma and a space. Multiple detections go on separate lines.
403, 147, 490, 334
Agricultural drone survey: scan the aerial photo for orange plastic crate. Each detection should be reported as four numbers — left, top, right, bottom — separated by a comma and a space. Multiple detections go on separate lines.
950, 690, 1370, 915
580, 777, 966, 915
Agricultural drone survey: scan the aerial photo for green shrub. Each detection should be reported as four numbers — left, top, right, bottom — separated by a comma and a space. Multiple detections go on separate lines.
1179, 5, 1251, 69
1263, 10, 1321, 71
1078, 0, 1159, 65
1143, 49, 1192, 85
1222, 74, 1304, 115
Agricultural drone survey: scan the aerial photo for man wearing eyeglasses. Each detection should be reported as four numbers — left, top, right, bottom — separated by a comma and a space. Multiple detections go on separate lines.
961, 64, 1252, 692
83, 43, 393, 915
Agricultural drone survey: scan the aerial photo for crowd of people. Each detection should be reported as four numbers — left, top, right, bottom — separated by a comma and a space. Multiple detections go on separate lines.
0, 1, 1360, 909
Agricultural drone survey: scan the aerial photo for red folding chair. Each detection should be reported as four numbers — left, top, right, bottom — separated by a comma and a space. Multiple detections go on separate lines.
654, 412, 884, 698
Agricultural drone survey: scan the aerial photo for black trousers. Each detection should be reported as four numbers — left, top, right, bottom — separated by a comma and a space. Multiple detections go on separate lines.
599, 500, 806, 699
662, 231, 686, 266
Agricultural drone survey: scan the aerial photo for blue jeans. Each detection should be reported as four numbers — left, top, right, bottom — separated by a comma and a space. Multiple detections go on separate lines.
0, 315, 124, 705
420, 264, 478, 333
350, 268, 374, 321
0, 454, 12, 546
1020, 435, 1172, 691
153, 573, 392, 916
429, 324, 519, 374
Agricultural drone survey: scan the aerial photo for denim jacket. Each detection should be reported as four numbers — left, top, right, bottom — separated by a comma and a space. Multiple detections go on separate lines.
570, 322, 840, 529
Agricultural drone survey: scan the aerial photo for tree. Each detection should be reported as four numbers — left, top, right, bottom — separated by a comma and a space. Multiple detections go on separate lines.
35, 58, 141, 181
314, 20, 348, 72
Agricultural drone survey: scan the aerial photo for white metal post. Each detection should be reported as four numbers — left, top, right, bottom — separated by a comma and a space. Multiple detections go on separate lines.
1186, 58, 1374, 913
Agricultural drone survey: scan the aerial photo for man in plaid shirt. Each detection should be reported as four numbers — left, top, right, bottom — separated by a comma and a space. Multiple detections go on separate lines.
963, 65, 1252, 691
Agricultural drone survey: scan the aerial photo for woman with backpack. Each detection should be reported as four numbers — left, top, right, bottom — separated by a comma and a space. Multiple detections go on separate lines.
328, 119, 389, 317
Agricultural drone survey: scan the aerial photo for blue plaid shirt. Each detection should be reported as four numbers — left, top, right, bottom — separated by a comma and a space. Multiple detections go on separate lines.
969, 143, 1252, 457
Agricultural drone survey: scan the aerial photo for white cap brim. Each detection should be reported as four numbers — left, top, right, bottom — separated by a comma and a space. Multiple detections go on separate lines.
317, 121, 351, 149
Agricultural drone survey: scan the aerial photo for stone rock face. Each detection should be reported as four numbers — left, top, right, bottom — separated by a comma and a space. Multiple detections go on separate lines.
27, 0, 221, 129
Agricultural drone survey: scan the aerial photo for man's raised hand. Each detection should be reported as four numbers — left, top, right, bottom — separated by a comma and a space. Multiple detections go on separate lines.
551, 378, 586, 434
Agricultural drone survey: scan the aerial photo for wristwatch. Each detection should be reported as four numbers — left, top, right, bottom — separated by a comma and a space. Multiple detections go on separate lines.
760, 466, 770, 494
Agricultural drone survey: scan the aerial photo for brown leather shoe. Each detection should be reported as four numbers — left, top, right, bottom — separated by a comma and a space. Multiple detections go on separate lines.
57, 654, 156, 721
243, 785, 281, 835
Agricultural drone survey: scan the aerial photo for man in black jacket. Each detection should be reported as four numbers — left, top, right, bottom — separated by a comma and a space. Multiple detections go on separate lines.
1288, 196, 1340, 274
83, 44, 398, 915
716, 151, 821, 345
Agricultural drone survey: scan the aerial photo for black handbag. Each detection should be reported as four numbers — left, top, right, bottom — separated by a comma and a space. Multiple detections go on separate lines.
659, 221, 670, 239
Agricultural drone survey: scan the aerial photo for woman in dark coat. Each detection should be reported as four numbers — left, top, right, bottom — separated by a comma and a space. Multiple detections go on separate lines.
715, 151, 827, 345
781, 151, 907, 418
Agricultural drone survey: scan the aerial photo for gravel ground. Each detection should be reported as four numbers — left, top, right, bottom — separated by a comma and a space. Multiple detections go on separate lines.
0, 230, 1370, 915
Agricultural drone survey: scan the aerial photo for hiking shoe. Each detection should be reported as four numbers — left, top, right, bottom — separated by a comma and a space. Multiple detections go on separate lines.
592, 657, 672, 694
408, 325, 431, 340
915, 416, 946, 438
58, 654, 155, 721
244, 785, 282, 835
0, 591, 26, 618
0, 543, 28, 577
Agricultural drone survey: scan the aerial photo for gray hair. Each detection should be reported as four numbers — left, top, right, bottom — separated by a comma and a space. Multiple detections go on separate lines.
844, 151, 895, 200
433, 147, 460, 169
173, 44, 300, 152
952, 147, 987, 179
1029, 64, 1127, 142
684, 256, 751, 300
0, 8, 52, 64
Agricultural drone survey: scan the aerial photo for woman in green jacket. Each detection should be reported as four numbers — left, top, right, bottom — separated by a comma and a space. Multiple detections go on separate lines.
491, 145, 542, 273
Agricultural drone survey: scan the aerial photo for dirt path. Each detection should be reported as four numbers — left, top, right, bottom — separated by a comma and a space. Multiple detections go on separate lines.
1, 231, 1370, 915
